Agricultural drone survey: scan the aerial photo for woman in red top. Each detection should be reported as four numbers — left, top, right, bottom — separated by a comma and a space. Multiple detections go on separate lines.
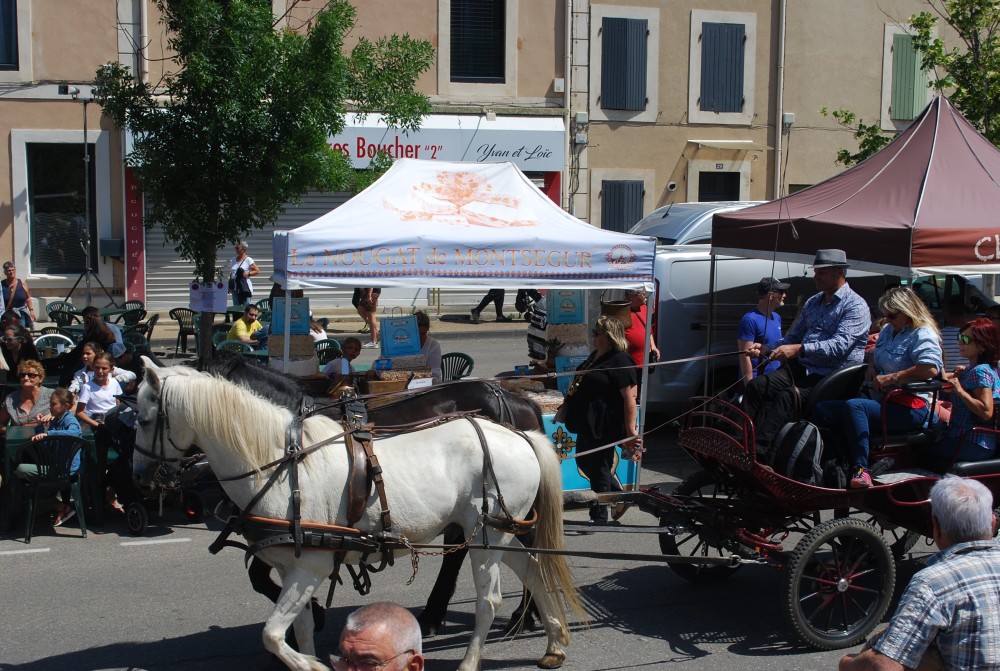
624, 289, 660, 370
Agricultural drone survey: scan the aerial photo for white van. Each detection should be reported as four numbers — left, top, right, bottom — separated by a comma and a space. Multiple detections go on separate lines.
629, 202, 993, 417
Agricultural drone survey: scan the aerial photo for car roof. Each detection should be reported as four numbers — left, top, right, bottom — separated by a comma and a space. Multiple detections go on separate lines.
628, 201, 763, 245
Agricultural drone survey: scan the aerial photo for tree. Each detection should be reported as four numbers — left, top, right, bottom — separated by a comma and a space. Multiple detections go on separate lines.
95, 0, 433, 355
826, 1, 1000, 165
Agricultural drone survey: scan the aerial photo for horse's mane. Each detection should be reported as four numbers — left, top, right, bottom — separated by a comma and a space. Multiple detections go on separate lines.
203, 353, 305, 411
157, 365, 293, 469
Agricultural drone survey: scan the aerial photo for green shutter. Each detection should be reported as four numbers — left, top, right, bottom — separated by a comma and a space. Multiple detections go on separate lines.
891, 33, 927, 121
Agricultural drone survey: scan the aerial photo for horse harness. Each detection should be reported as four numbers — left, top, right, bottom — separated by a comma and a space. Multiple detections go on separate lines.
200, 395, 536, 599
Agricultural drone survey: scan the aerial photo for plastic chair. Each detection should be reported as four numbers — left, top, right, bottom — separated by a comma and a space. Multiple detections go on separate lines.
212, 331, 231, 348
441, 352, 475, 381
15, 435, 90, 542
122, 300, 145, 312
45, 301, 77, 320
37, 326, 79, 341
115, 308, 147, 327
217, 339, 255, 354
34, 333, 76, 352
314, 338, 342, 365
169, 308, 198, 353
123, 331, 149, 350
49, 309, 82, 328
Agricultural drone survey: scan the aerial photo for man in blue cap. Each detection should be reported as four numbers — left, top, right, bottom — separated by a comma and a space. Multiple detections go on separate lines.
743, 249, 871, 452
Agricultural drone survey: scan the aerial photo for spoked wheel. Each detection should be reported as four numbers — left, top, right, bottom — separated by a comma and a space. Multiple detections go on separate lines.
783, 517, 895, 649
658, 470, 743, 583
184, 491, 204, 523
864, 515, 920, 560
126, 502, 149, 536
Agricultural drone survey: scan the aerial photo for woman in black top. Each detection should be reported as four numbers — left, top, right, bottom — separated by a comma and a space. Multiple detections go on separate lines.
0, 324, 39, 378
560, 314, 641, 523
1, 261, 35, 328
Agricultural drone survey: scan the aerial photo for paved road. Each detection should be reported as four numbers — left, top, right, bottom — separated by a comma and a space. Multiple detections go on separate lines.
1, 331, 935, 671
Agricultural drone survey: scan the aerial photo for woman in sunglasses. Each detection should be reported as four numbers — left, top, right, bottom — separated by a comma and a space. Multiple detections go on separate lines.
0, 359, 52, 436
922, 317, 1000, 470
812, 287, 942, 488
0, 325, 39, 382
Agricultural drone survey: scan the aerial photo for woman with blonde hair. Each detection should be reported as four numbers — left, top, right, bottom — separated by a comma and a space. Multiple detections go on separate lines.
555, 314, 641, 523
812, 286, 942, 488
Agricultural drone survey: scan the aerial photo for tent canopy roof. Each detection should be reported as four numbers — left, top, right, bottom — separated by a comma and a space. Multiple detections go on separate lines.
274, 159, 655, 290
712, 97, 1000, 276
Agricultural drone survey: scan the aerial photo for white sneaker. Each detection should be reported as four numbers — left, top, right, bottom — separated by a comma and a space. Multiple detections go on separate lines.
470, 309, 481, 323
362, 341, 379, 349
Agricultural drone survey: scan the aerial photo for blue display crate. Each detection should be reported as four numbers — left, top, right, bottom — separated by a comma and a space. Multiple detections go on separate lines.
542, 414, 638, 491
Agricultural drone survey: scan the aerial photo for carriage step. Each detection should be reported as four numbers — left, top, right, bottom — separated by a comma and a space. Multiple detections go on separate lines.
563, 521, 677, 534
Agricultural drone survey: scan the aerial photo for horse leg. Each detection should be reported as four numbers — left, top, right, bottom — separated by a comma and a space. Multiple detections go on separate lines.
417, 525, 466, 637
503, 529, 539, 637
249, 557, 325, 633
500, 546, 568, 669
459, 547, 506, 671
262, 566, 325, 671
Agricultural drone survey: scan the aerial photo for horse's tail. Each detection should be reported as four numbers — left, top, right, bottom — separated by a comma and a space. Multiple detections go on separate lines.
526, 431, 586, 637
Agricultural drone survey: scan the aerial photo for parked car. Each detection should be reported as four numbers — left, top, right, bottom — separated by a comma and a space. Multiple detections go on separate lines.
629, 202, 994, 417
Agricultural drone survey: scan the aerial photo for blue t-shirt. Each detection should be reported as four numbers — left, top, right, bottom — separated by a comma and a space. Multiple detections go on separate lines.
738, 308, 783, 376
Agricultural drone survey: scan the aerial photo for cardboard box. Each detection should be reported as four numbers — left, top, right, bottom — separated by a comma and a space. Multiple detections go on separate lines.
358, 378, 408, 408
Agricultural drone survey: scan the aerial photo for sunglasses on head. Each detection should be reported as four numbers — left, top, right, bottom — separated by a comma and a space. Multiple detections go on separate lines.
958, 333, 976, 345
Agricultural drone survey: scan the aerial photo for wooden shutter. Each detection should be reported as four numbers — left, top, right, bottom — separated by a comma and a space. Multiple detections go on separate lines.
602, 180, 645, 232
700, 22, 745, 113
600, 17, 648, 111
891, 33, 927, 121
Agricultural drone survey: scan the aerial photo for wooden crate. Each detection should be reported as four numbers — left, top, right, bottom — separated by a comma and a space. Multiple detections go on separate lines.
358, 378, 408, 408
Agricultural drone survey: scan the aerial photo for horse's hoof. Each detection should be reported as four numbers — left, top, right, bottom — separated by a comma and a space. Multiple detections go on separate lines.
311, 598, 325, 633
537, 652, 565, 669
416, 613, 441, 638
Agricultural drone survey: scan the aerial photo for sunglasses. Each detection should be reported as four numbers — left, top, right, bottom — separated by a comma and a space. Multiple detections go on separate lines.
958, 333, 976, 345
19, 372, 38, 378
2, 336, 20, 343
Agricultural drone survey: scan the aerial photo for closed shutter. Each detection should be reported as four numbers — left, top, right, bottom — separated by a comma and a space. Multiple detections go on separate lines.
602, 180, 644, 232
600, 17, 647, 111
143, 192, 353, 311
700, 22, 745, 113
891, 33, 927, 121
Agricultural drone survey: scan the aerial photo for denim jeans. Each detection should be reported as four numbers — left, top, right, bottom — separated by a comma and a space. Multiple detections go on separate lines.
812, 398, 928, 469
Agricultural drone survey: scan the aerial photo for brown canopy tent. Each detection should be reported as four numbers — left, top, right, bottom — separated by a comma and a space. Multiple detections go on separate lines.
713, 97, 1000, 276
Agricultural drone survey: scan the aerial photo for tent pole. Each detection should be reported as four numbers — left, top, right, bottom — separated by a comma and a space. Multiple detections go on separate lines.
281, 289, 292, 374
704, 253, 718, 398
634, 298, 652, 489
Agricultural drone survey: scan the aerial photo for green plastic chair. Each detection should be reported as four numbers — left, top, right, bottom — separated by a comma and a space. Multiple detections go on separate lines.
441, 352, 475, 381
314, 338, 342, 365
15, 435, 90, 542
217, 339, 255, 354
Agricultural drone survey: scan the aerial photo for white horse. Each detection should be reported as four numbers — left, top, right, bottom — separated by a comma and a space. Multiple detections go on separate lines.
133, 361, 581, 671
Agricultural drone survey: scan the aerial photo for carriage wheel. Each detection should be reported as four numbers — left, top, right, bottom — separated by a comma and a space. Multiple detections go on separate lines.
658, 471, 743, 583
126, 502, 149, 536
184, 491, 204, 523
863, 515, 920, 560
783, 517, 895, 649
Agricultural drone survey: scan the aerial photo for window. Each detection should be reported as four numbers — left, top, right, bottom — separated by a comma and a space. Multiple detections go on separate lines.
700, 23, 745, 114
688, 10, 756, 125
697, 172, 740, 202
890, 33, 928, 121
0, 0, 17, 70
600, 17, 647, 111
451, 0, 505, 83
881, 25, 932, 130
601, 180, 645, 232
26, 143, 97, 274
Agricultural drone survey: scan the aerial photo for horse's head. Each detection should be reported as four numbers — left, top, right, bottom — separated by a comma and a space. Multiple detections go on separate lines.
133, 358, 200, 487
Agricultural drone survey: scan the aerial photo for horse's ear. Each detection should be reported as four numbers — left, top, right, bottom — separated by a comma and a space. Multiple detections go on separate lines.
142, 356, 163, 392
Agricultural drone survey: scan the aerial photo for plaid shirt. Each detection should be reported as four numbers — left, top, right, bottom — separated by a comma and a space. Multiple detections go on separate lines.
874, 540, 1000, 670
777, 282, 870, 375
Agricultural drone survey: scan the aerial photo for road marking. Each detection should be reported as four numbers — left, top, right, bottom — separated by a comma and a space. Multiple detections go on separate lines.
0, 548, 51, 556
120, 538, 192, 547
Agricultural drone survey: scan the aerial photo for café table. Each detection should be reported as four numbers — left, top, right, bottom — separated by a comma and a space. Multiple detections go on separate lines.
224, 305, 245, 323
1, 424, 99, 531
98, 306, 128, 321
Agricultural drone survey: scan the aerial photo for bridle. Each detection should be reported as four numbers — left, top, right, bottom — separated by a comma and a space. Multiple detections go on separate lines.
132, 380, 185, 465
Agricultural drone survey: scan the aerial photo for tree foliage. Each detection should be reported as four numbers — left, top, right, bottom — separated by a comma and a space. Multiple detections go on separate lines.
95, 0, 433, 282
825, 0, 1000, 165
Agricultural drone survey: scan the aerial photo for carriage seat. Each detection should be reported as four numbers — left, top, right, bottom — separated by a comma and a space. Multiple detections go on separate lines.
950, 458, 1000, 477
801, 364, 868, 419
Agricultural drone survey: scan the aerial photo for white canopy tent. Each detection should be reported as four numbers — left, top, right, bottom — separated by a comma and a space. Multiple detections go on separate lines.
272, 159, 655, 291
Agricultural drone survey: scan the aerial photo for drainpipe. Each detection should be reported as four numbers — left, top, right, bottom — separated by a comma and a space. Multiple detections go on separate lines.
772, 0, 786, 198
139, 0, 148, 85
564, 0, 573, 213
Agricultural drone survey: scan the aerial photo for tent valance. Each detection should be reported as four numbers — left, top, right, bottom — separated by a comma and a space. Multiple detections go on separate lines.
273, 159, 655, 291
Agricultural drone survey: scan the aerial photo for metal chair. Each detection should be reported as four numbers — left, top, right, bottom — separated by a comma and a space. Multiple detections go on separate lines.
314, 338, 342, 365
169, 308, 198, 353
441, 352, 475, 381
15, 435, 90, 542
